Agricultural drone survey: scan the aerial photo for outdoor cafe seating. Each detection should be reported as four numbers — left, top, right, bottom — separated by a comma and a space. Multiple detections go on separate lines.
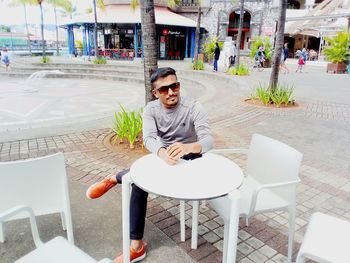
183, 133, 303, 263
0, 153, 113, 262
97, 49, 135, 60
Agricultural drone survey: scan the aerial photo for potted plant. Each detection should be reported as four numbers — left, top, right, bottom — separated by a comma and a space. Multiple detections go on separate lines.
249, 36, 272, 68
323, 31, 350, 74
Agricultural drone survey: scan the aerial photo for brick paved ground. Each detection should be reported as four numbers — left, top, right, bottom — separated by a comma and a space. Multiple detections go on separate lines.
1, 59, 349, 262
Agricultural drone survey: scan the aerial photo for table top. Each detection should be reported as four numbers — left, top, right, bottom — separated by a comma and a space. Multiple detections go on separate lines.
130, 152, 244, 200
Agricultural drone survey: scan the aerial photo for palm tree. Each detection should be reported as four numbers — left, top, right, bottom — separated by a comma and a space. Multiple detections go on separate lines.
6, 0, 36, 55
131, 0, 179, 103
193, 4, 201, 62
268, 0, 287, 91
31, 0, 46, 58
46, 0, 72, 56
138, 0, 158, 103
92, 0, 105, 58
235, 0, 244, 68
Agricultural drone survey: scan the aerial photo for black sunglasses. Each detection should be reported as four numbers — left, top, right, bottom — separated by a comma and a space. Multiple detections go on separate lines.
155, 82, 180, 95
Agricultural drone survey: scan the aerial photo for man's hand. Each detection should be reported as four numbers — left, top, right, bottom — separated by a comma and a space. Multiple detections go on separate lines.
157, 147, 177, 165
158, 142, 202, 165
167, 142, 189, 161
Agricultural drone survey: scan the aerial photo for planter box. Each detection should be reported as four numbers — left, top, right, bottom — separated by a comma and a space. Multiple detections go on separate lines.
326, 62, 347, 74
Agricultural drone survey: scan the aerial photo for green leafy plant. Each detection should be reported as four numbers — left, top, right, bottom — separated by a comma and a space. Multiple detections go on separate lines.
252, 83, 294, 107
112, 111, 128, 144
255, 85, 271, 106
270, 84, 294, 107
93, 56, 107, 64
249, 36, 272, 61
227, 64, 250, 76
203, 37, 223, 62
191, 59, 204, 70
112, 105, 143, 149
41, 56, 51, 64
75, 40, 83, 50
323, 31, 350, 63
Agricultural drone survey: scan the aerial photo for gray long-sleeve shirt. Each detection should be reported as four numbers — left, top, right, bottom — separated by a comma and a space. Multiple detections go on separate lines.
143, 96, 213, 154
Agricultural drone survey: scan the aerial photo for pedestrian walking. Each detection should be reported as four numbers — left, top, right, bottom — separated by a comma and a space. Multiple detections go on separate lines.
279, 43, 290, 74
227, 41, 236, 70
213, 42, 220, 72
1, 47, 10, 71
296, 55, 305, 73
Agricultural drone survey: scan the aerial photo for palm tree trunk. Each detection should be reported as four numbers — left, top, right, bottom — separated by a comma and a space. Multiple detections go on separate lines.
269, 0, 287, 92
93, 0, 98, 58
23, 4, 32, 55
235, 0, 244, 68
39, 3, 46, 58
140, 0, 158, 103
194, 5, 201, 62
54, 6, 59, 56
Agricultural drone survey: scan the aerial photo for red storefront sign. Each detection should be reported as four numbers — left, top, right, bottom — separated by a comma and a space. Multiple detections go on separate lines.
162, 29, 169, 36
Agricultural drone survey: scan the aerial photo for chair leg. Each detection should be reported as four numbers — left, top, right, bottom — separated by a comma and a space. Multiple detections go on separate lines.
246, 217, 249, 227
295, 253, 305, 263
60, 212, 67, 230
180, 200, 185, 242
225, 191, 240, 263
287, 206, 296, 263
222, 222, 229, 263
122, 173, 132, 263
191, 200, 199, 249
0, 222, 4, 242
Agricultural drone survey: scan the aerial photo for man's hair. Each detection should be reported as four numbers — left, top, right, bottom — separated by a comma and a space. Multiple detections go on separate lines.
150, 67, 177, 88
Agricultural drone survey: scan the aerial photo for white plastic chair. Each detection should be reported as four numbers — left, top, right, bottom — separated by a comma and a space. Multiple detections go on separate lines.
0, 205, 112, 263
184, 133, 302, 263
0, 153, 74, 244
296, 212, 350, 263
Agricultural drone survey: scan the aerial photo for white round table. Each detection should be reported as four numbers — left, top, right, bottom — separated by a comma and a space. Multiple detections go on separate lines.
122, 152, 244, 263
130, 152, 243, 200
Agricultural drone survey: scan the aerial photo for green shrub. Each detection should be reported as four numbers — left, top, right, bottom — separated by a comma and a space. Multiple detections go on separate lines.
191, 59, 204, 70
255, 85, 271, 106
93, 56, 107, 64
112, 105, 143, 149
252, 83, 294, 107
75, 40, 83, 50
41, 56, 51, 64
270, 84, 294, 107
249, 36, 272, 61
203, 37, 223, 62
323, 31, 350, 63
227, 64, 250, 76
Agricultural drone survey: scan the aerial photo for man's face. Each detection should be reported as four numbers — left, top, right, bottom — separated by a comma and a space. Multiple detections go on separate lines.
152, 74, 180, 109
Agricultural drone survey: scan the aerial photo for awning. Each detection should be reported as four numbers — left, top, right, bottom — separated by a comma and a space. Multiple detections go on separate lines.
285, 0, 350, 37
60, 5, 197, 28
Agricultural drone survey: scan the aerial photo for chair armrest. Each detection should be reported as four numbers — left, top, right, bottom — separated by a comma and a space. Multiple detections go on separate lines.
210, 148, 248, 155
0, 205, 43, 247
249, 179, 300, 216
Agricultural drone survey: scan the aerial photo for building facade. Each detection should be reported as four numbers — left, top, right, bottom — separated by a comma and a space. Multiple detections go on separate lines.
63, 0, 348, 59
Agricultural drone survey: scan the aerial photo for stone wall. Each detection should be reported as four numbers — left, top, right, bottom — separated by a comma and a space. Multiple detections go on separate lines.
180, 1, 279, 50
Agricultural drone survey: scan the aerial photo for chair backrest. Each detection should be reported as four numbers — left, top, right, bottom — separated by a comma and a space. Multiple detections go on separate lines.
247, 134, 302, 184
246, 134, 302, 203
0, 153, 73, 242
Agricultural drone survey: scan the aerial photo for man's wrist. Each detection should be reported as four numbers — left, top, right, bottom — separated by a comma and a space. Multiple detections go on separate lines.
157, 147, 167, 157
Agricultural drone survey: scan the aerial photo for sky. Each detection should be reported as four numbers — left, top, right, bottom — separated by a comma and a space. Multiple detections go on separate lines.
0, 0, 92, 26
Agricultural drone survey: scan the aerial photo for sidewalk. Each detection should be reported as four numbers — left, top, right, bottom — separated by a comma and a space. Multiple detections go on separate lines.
1, 57, 349, 262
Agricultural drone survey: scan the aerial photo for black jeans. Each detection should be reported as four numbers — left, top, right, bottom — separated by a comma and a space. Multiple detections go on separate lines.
116, 169, 148, 240
116, 153, 202, 240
